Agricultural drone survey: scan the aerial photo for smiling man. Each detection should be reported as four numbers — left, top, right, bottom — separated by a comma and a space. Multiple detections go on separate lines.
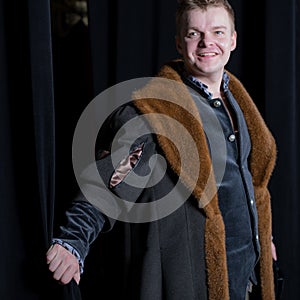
47, 1, 278, 299
176, 4, 237, 97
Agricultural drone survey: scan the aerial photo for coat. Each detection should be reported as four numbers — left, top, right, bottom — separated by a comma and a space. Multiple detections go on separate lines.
132, 60, 277, 299
61, 60, 277, 300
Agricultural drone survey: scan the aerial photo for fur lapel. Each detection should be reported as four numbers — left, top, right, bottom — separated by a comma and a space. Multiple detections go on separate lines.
228, 72, 277, 299
132, 60, 276, 300
132, 62, 216, 210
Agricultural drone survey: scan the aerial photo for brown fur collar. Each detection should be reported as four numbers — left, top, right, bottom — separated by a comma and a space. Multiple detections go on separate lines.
132, 60, 276, 299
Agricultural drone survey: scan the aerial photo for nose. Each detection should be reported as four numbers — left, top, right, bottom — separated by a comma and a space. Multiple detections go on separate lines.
198, 33, 214, 47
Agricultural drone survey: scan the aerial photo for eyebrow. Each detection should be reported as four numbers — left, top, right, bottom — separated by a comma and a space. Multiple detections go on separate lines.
187, 25, 228, 31
211, 25, 228, 30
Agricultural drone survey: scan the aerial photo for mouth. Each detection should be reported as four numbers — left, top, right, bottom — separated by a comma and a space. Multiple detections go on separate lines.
197, 52, 218, 58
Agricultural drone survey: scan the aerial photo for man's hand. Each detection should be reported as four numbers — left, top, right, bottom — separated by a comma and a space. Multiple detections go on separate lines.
46, 243, 80, 285
271, 241, 277, 261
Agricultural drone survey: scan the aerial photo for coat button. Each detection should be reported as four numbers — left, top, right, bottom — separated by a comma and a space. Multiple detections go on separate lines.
250, 199, 254, 206
213, 100, 222, 108
228, 134, 236, 142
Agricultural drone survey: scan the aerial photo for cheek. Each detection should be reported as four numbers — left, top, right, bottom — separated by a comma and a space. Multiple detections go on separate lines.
218, 40, 233, 53
185, 41, 198, 54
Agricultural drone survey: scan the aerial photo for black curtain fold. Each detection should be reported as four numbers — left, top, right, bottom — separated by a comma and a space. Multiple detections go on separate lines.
0, 0, 80, 298
88, 0, 178, 98
27, 0, 56, 248
1, 0, 43, 298
27, 0, 82, 298
265, 0, 300, 298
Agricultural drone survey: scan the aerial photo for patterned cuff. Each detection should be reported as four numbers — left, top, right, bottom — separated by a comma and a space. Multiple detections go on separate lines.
52, 238, 84, 274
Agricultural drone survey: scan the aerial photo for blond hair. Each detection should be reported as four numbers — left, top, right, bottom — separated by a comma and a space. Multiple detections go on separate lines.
176, 0, 236, 35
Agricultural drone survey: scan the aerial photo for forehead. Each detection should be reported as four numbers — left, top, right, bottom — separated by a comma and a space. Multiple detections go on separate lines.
185, 7, 232, 30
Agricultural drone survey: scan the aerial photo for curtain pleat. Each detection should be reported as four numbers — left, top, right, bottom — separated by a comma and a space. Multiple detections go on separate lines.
27, 0, 82, 298
265, 0, 300, 298
27, 0, 56, 248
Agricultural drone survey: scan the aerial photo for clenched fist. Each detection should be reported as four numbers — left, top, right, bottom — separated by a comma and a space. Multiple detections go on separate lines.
46, 243, 80, 285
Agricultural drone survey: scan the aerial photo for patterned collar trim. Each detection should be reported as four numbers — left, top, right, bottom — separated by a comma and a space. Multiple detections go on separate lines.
186, 72, 230, 99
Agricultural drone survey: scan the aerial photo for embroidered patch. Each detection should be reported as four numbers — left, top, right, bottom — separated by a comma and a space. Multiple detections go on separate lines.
110, 143, 144, 188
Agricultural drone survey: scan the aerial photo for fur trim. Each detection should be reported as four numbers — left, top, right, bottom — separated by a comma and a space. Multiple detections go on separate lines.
228, 72, 276, 299
133, 60, 276, 300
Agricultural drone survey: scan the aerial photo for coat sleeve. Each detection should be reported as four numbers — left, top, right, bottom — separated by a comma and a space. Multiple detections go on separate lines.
54, 103, 158, 261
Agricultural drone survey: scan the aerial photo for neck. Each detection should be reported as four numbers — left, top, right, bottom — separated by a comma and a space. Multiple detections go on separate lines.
193, 75, 223, 99
188, 71, 224, 98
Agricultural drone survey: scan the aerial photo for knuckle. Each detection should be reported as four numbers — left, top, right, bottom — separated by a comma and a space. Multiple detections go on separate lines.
60, 276, 70, 285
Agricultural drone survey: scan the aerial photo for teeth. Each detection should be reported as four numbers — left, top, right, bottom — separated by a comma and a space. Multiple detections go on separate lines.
199, 53, 216, 57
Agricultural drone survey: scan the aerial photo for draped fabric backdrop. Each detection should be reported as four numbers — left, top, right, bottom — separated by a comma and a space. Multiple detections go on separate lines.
0, 0, 299, 299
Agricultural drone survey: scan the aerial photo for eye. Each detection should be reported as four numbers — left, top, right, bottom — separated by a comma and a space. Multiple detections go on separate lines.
215, 30, 225, 36
187, 31, 200, 39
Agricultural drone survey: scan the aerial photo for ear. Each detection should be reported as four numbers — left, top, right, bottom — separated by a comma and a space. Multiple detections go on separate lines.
230, 30, 237, 51
175, 35, 183, 55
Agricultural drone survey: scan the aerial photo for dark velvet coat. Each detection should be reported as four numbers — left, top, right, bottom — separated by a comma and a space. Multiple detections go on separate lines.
59, 60, 276, 300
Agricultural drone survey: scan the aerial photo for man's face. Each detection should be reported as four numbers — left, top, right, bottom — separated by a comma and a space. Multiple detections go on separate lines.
176, 6, 237, 82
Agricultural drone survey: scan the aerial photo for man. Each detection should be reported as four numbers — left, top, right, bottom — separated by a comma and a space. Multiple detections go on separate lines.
47, 0, 277, 299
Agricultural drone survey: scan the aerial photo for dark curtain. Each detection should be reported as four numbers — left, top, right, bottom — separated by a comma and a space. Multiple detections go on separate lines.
265, 0, 300, 299
0, 0, 80, 299
0, 0, 299, 300
0, 0, 52, 298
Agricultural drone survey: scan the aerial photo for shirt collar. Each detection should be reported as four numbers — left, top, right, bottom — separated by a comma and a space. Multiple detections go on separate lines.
185, 71, 230, 99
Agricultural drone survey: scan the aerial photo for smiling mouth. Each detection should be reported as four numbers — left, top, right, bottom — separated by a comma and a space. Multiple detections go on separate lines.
198, 52, 217, 57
